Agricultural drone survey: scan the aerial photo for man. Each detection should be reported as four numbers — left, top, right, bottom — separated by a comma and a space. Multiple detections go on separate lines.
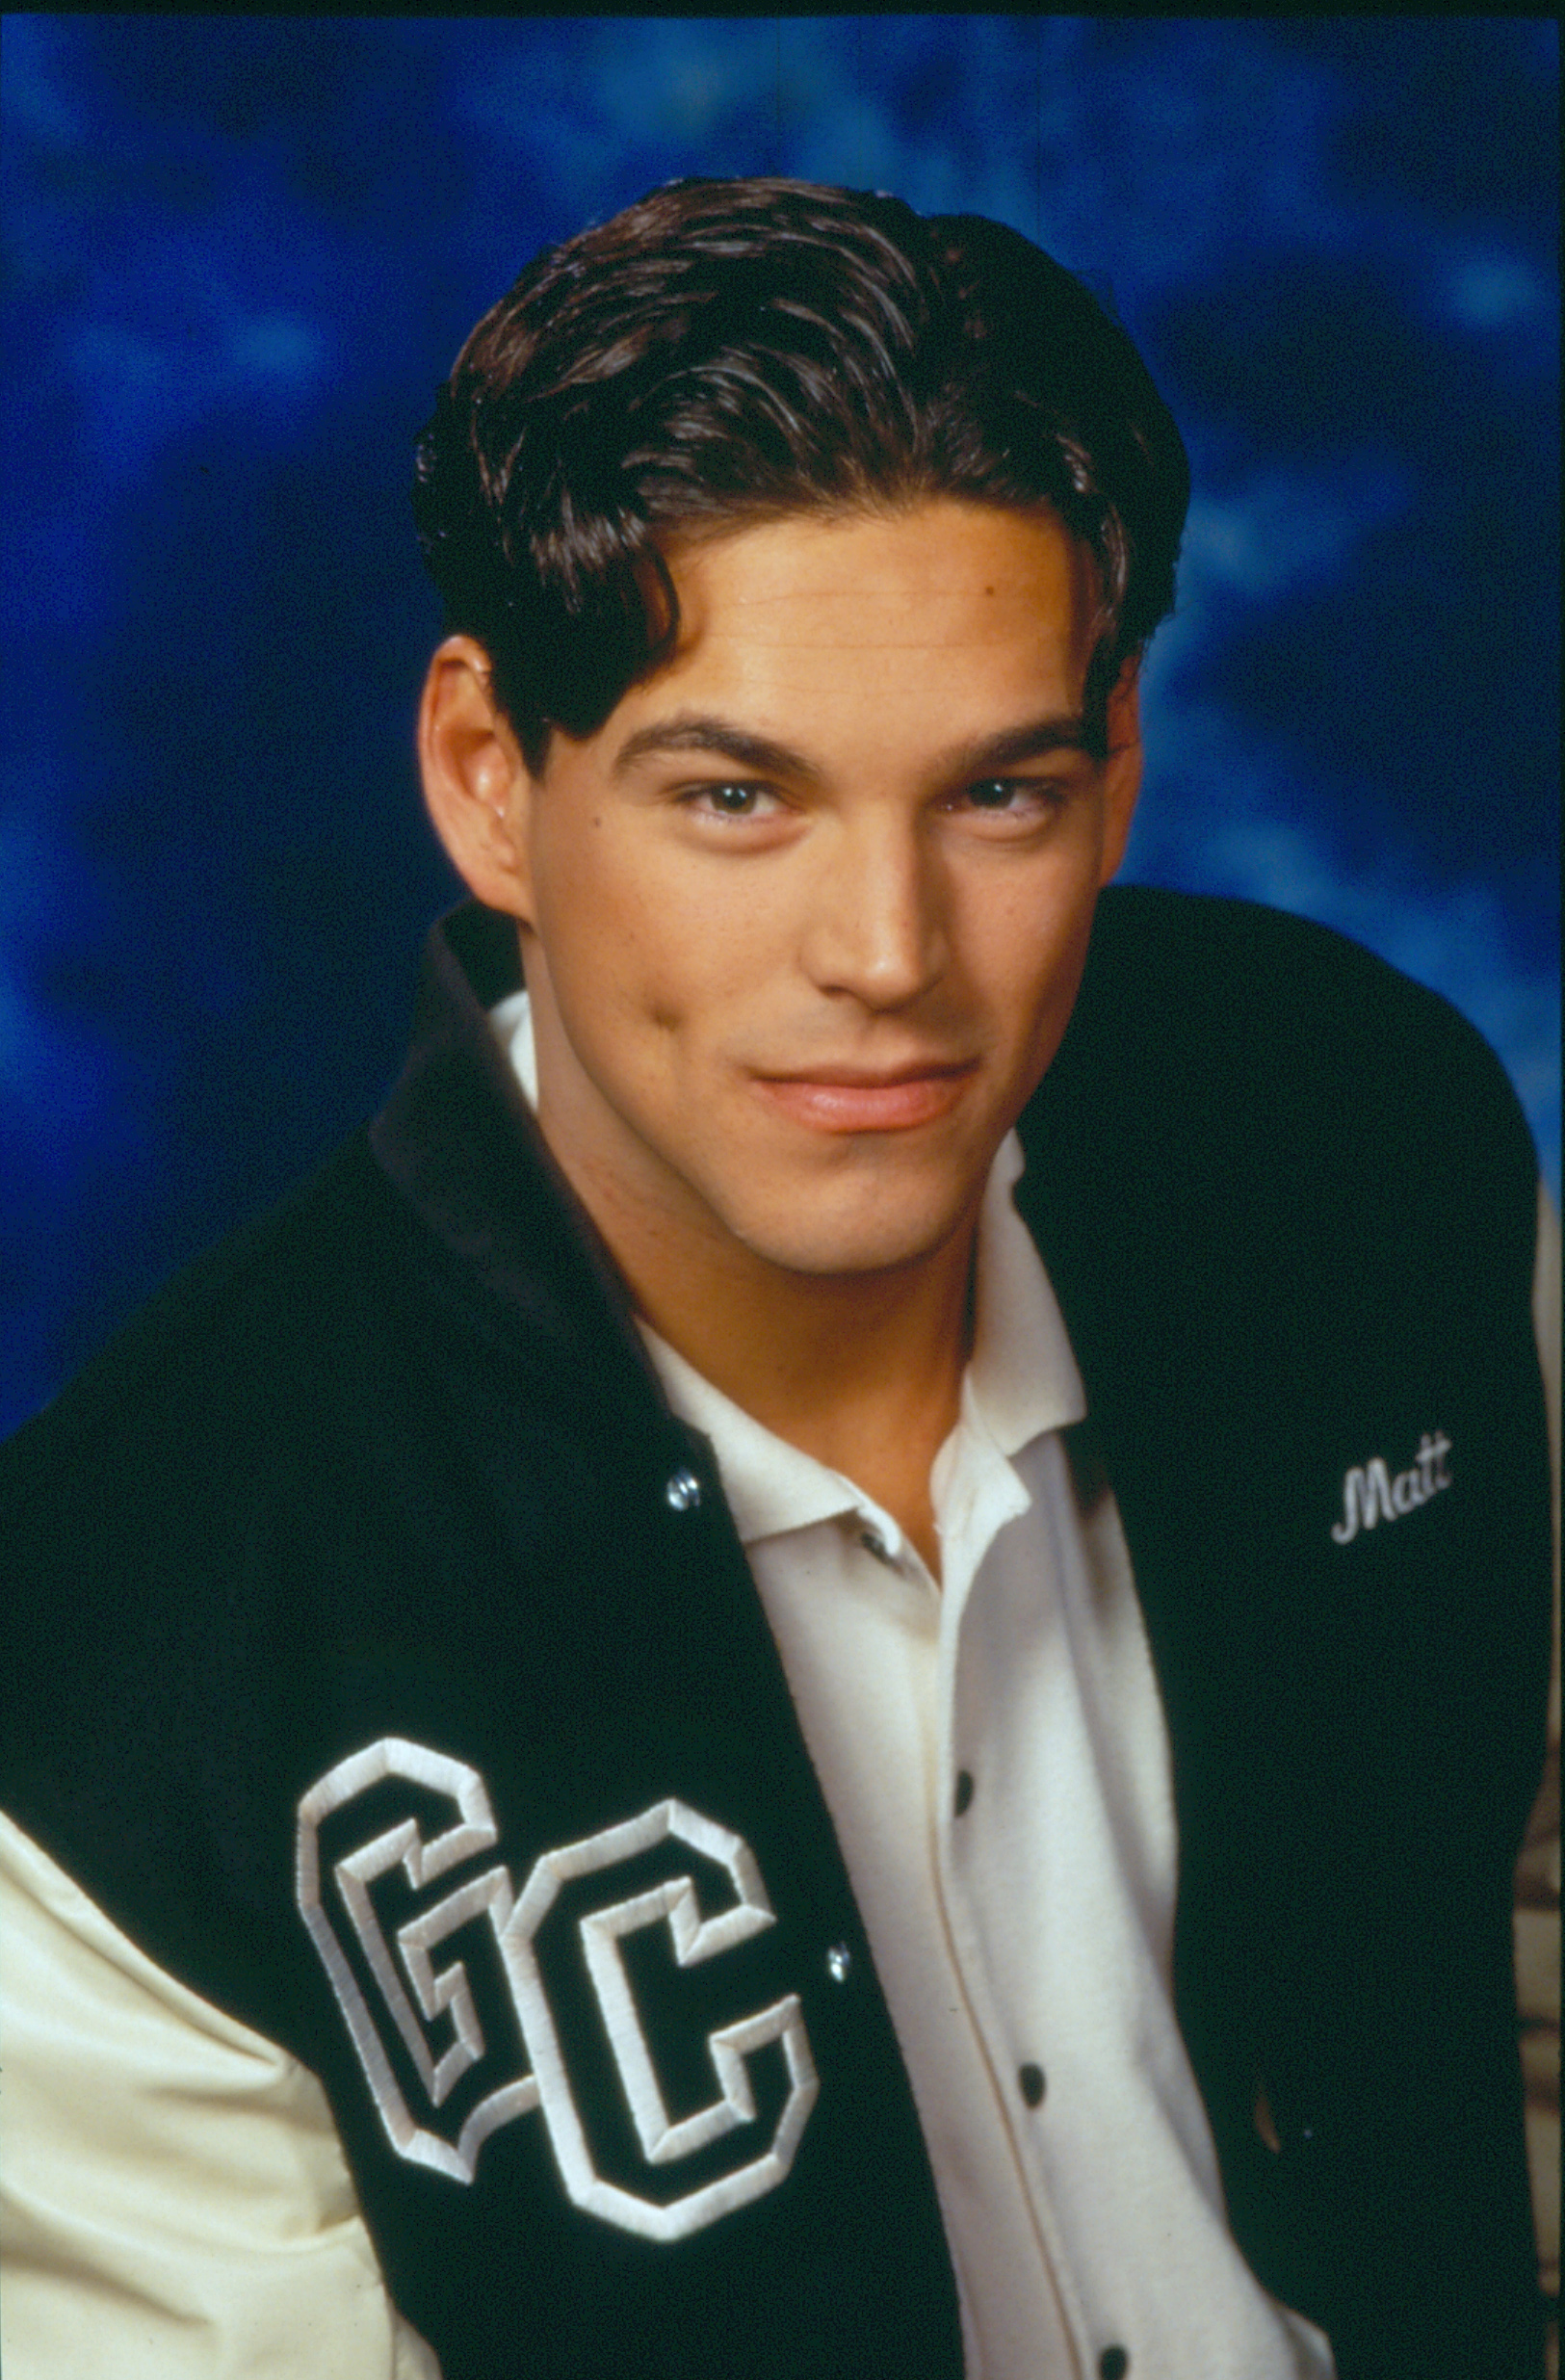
1, 179, 1554, 2379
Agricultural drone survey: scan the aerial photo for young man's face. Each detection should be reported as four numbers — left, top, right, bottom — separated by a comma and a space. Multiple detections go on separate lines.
434, 501, 1140, 1295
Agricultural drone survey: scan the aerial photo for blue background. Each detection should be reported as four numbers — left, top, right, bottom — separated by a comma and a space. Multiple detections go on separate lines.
2, 14, 1558, 1437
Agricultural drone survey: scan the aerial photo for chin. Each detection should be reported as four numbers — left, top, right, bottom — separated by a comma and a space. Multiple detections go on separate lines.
727, 1200, 968, 1283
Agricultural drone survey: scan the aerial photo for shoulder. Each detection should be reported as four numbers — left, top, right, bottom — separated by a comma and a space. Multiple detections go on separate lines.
0, 1119, 522, 2009
2, 1131, 404, 1530
1080, 884, 1519, 1097
1019, 888, 1544, 1452
0, 1132, 414, 1796
1042, 885, 1538, 1239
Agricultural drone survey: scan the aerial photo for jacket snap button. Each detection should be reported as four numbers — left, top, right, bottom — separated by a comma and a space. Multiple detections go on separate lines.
665, 1468, 702, 1512
825, 1942, 852, 1983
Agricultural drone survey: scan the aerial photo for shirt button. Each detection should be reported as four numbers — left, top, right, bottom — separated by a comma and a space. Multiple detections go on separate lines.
953, 1769, 975, 1817
1099, 2349, 1130, 2380
858, 1528, 891, 1564
665, 1468, 702, 1512
1018, 2062, 1046, 2108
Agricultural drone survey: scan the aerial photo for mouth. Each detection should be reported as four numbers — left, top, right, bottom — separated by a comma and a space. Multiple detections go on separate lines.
750, 1060, 978, 1134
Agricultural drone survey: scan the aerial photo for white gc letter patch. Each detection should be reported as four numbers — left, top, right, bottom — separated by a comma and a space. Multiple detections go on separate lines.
297, 1738, 818, 2240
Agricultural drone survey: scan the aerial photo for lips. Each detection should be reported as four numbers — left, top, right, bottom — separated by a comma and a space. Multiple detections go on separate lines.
750, 1060, 977, 1133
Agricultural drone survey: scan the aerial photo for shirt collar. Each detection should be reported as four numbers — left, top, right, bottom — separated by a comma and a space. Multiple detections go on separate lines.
968, 1133, 1086, 1455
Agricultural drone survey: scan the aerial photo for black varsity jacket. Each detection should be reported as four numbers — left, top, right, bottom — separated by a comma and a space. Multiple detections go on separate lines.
1, 888, 1552, 2378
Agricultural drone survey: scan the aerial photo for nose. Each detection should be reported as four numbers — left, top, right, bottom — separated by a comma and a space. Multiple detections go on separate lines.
799, 813, 950, 1010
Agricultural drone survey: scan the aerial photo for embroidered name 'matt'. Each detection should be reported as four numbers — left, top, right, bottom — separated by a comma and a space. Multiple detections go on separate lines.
297, 1737, 818, 2241
1330, 1431, 1452, 1544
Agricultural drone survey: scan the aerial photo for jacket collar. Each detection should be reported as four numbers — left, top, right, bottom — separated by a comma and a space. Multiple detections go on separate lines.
368, 902, 670, 1424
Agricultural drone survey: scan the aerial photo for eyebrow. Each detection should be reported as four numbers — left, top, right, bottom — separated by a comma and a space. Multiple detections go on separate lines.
946, 715, 1104, 772
613, 715, 825, 785
611, 711, 1099, 783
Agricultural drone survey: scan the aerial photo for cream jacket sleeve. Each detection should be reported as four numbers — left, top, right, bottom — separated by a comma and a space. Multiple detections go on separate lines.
1517, 1184, 1561, 2330
0, 1812, 440, 2379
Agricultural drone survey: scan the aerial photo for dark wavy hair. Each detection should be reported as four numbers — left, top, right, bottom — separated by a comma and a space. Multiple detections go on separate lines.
412, 177, 1189, 772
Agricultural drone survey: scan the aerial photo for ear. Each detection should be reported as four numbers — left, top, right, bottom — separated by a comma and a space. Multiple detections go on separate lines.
417, 636, 537, 921
1098, 657, 1144, 884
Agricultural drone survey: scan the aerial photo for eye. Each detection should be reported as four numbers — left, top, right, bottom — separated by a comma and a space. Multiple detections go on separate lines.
683, 781, 783, 822
952, 776, 1067, 824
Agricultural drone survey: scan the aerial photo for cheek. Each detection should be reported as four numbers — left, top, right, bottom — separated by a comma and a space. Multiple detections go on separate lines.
530, 823, 650, 989
637, 926, 755, 1045
613, 863, 784, 1029
962, 844, 1100, 981
537, 853, 726, 1056
958, 860, 1101, 1075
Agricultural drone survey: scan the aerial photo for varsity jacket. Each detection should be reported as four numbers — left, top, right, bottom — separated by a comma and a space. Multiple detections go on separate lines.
0, 888, 1551, 2379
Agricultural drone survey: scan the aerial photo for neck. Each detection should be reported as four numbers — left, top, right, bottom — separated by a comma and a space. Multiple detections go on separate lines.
572, 1154, 978, 1579
647, 1230, 977, 1580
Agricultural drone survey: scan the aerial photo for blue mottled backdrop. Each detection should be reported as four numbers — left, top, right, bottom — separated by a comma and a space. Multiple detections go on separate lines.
2, 14, 1558, 1436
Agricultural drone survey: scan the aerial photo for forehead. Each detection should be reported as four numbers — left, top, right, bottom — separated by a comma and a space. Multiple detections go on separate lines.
630, 501, 1099, 731
662, 499, 1094, 655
